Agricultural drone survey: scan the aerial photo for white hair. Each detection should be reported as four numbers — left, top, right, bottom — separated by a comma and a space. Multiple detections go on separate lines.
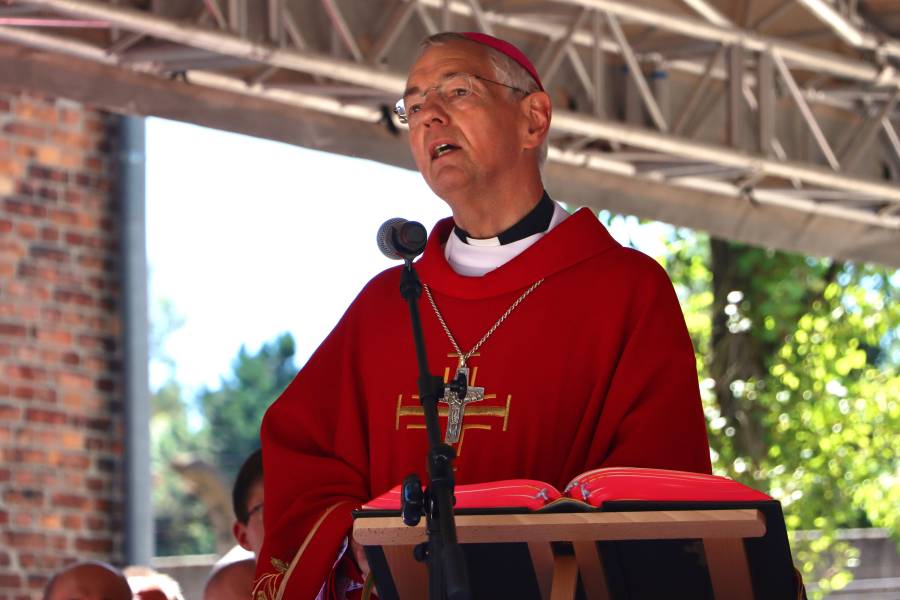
419, 32, 549, 167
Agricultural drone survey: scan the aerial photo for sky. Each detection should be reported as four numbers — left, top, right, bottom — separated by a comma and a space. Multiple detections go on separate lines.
145, 117, 668, 396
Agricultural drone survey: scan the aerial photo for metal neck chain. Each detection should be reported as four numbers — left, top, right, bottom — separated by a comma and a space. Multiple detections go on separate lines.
423, 279, 544, 368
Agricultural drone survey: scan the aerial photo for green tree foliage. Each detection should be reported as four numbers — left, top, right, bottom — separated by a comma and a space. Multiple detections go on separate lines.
150, 301, 215, 555
151, 297, 298, 555
152, 379, 216, 556
198, 333, 297, 481
663, 232, 899, 596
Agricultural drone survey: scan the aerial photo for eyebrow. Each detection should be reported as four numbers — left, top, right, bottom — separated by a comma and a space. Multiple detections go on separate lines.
403, 71, 463, 97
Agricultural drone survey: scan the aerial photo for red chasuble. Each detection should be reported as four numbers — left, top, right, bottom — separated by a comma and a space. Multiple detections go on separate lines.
253, 208, 711, 599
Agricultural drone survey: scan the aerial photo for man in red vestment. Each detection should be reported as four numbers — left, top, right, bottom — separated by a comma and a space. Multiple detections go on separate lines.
253, 32, 711, 599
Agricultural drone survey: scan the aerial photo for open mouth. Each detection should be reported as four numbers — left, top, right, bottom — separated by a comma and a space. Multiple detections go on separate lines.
431, 143, 460, 160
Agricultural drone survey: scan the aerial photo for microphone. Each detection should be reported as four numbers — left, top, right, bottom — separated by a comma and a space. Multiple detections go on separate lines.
377, 218, 427, 260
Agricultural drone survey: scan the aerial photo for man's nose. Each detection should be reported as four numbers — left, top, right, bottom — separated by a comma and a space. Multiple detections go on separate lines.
417, 96, 449, 126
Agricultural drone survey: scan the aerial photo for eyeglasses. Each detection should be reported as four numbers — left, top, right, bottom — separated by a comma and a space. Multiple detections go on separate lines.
246, 501, 263, 521
394, 72, 527, 125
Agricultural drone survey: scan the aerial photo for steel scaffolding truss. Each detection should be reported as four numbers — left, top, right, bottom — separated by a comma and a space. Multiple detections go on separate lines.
1, 0, 899, 265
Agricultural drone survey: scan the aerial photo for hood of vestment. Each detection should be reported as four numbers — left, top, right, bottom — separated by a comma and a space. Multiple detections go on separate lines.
415, 207, 619, 300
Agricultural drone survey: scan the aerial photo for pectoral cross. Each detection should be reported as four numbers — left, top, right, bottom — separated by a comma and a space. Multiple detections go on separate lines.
440, 365, 484, 444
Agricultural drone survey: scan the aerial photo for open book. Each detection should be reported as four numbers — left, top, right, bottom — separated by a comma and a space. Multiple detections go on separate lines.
362, 466, 772, 512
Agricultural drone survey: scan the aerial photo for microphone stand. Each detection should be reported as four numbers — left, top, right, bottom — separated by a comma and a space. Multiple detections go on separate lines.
398, 257, 471, 600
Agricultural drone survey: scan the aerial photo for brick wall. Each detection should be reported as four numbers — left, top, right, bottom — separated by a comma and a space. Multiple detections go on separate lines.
0, 90, 124, 599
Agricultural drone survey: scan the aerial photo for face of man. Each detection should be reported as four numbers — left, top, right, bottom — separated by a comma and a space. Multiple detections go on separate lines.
232, 479, 264, 557
45, 563, 132, 600
404, 40, 528, 204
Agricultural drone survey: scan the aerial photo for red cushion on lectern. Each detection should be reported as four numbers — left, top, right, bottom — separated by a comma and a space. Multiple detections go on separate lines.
566, 467, 772, 507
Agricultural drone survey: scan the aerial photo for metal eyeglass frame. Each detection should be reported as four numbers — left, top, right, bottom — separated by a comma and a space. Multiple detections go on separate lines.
394, 72, 528, 124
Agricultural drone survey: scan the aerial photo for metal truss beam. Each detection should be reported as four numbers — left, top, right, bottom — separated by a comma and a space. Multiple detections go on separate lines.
550, 111, 900, 207
2, 1, 899, 213
552, 0, 900, 86
1, 0, 899, 264
11, 0, 407, 89
414, 0, 896, 91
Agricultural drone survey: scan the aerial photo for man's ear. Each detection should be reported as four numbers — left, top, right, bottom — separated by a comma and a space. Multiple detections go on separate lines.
233, 520, 252, 551
520, 91, 552, 151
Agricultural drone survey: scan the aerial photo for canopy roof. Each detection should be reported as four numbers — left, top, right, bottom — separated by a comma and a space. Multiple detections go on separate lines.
2, 0, 899, 266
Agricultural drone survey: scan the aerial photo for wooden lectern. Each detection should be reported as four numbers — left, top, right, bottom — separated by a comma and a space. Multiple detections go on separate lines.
354, 502, 800, 599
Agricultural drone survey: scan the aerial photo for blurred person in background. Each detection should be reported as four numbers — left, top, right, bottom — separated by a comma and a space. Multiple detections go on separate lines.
43, 561, 131, 600
123, 565, 185, 600
204, 448, 263, 600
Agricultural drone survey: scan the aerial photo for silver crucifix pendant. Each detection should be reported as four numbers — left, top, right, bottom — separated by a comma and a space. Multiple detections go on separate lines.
440, 366, 485, 444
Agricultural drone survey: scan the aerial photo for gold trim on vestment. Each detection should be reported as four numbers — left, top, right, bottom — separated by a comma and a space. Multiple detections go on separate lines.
396, 398, 502, 420
457, 424, 491, 455
270, 501, 354, 600
503, 395, 511, 431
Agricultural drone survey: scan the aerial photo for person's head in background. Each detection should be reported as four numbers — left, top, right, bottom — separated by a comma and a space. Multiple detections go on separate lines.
232, 447, 264, 556
202, 557, 256, 600
203, 449, 265, 600
122, 566, 184, 600
44, 561, 132, 600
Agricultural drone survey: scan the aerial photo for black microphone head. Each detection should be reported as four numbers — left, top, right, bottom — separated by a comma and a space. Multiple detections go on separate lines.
398, 220, 427, 255
377, 218, 407, 260
377, 218, 427, 260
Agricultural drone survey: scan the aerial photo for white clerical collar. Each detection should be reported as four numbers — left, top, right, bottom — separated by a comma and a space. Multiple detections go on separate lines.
464, 236, 501, 247
444, 201, 569, 277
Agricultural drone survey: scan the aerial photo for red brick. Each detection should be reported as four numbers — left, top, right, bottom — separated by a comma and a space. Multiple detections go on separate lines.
35, 329, 72, 345
36, 185, 61, 201
0, 158, 25, 178
30, 245, 68, 262
2, 448, 48, 465
40, 226, 59, 242
51, 453, 90, 470
74, 537, 112, 553
14, 100, 58, 122
0, 323, 27, 337
3, 532, 46, 551
62, 515, 82, 530
61, 472, 86, 489
60, 430, 83, 450
6, 364, 47, 381
59, 107, 81, 126
2, 489, 44, 507
49, 208, 78, 225
3, 198, 47, 218
14, 471, 56, 487
50, 130, 93, 150
28, 164, 68, 183
0, 405, 21, 421
53, 288, 93, 306
12, 386, 37, 401
3, 122, 46, 140
58, 372, 92, 390
12, 512, 34, 528
51, 493, 89, 510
